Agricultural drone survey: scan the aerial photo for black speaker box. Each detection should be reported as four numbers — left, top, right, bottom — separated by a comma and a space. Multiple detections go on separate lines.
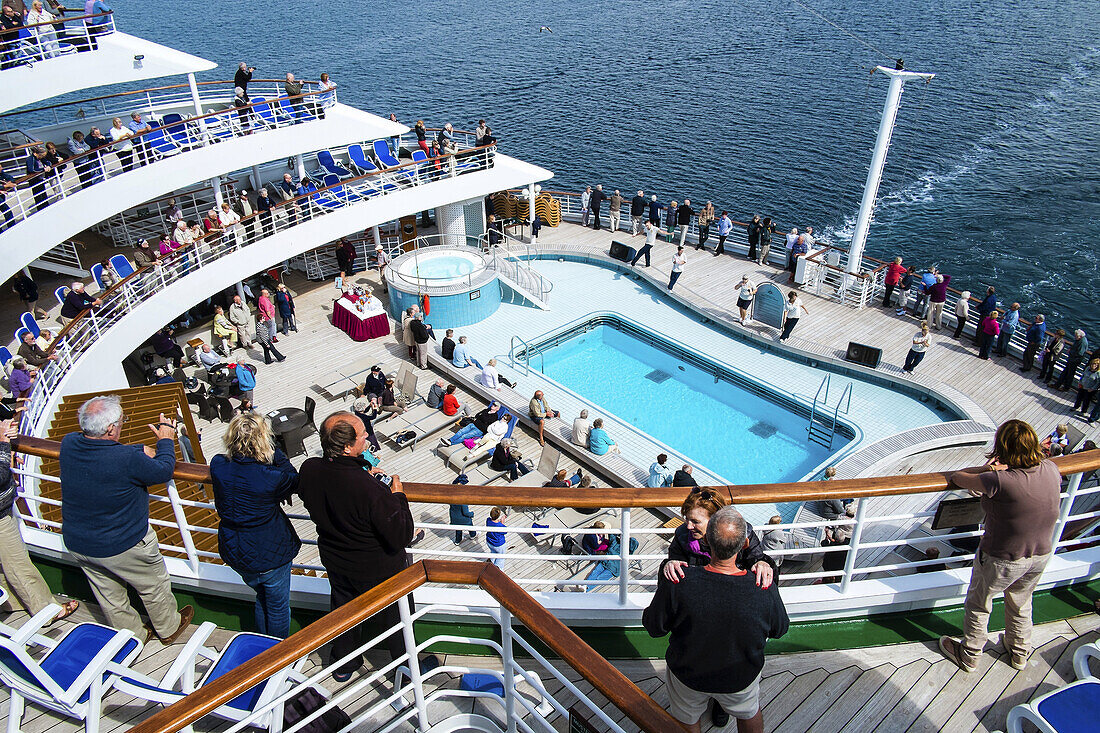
845, 341, 882, 368
609, 241, 634, 263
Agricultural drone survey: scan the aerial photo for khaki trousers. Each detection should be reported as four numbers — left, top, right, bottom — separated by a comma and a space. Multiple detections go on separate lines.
0, 514, 54, 614
70, 526, 179, 637
961, 550, 1050, 661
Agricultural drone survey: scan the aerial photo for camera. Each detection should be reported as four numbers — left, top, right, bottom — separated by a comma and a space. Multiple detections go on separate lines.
375, 472, 392, 486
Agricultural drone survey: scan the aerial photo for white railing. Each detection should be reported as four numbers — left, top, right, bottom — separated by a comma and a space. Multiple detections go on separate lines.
479, 231, 552, 306
0, 86, 337, 232
18, 142, 497, 439
95, 180, 240, 249
11, 461, 1100, 606
0, 10, 115, 72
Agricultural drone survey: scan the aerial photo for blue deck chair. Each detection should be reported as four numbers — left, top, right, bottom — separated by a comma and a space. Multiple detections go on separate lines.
304, 181, 342, 211
20, 312, 40, 339
250, 97, 288, 129
317, 150, 354, 178
203, 112, 238, 140
113, 622, 322, 732
278, 97, 315, 123
54, 286, 68, 307
0, 347, 12, 371
347, 144, 380, 175
1007, 640, 1100, 732
160, 113, 196, 151
143, 125, 180, 160
89, 263, 105, 291
109, 254, 135, 279
14, 327, 29, 345
373, 138, 401, 168
320, 174, 361, 204
0, 619, 141, 733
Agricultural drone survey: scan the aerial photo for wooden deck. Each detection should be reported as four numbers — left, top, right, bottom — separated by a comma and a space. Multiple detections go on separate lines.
3, 603, 1097, 732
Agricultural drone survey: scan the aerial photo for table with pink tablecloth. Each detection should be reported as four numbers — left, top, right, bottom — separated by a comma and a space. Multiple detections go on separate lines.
332, 295, 390, 341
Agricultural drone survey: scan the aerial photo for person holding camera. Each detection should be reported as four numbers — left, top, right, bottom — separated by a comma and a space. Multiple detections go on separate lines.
298, 411, 429, 682
235, 61, 255, 95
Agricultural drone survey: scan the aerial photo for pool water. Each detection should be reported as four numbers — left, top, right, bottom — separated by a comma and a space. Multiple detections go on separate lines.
401, 255, 478, 280
539, 325, 838, 487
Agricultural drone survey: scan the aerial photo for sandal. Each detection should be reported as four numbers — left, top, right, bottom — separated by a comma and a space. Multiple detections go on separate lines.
48, 600, 79, 625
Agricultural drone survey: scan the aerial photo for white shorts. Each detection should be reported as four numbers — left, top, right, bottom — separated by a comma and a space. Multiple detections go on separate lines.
665, 668, 760, 724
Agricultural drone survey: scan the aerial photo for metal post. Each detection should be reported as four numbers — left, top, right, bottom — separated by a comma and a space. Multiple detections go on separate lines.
294, 154, 306, 180
250, 165, 263, 191
235, 281, 246, 301
618, 508, 631, 605
164, 480, 200, 573
210, 178, 224, 208
499, 608, 519, 733
398, 595, 430, 731
185, 73, 210, 141
1051, 472, 1084, 548
839, 498, 868, 593
846, 66, 934, 277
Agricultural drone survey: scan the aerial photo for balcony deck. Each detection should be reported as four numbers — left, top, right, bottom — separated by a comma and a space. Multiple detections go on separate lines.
1, 603, 1095, 732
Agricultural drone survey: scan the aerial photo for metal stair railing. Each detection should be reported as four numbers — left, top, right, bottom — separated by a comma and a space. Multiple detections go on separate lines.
479, 232, 552, 306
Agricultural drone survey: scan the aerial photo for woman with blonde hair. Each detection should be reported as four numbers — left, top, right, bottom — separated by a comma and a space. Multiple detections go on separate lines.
939, 419, 1061, 672
210, 413, 300, 637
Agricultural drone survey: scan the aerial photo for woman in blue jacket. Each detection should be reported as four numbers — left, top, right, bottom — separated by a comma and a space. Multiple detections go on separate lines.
210, 413, 300, 637
274, 283, 297, 335
587, 418, 620, 456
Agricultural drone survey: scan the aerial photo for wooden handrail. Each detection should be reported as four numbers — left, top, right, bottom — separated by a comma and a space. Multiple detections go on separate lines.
0, 77, 320, 121
128, 560, 685, 733
12, 435, 1100, 508
38, 142, 497, 353
5, 88, 333, 189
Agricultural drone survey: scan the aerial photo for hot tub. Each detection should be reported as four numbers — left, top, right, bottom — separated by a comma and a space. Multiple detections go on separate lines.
385, 246, 502, 328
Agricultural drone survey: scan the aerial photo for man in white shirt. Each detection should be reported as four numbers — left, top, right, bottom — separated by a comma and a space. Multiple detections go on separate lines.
630, 220, 670, 268
668, 247, 686, 291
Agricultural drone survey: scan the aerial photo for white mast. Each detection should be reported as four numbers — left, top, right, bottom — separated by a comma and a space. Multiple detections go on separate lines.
846, 65, 934, 276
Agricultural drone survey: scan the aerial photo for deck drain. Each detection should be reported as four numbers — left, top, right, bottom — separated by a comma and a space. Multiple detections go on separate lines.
749, 421, 778, 439
645, 369, 672, 384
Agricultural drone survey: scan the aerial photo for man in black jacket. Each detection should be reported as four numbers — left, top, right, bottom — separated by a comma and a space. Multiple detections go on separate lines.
409, 316, 431, 369
299, 413, 429, 680
630, 190, 646, 235
589, 184, 607, 230
234, 62, 254, 94
672, 464, 698, 487
645, 507, 788, 733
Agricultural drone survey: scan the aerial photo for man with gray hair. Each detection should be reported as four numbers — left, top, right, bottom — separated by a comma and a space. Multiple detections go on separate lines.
59, 395, 193, 643
571, 409, 590, 447
644, 506, 789, 733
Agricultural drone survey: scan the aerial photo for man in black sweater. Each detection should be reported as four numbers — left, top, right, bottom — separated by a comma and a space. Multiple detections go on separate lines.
644, 506, 788, 733
630, 190, 646, 236
298, 413, 429, 680
589, 184, 607, 230
672, 464, 698, 488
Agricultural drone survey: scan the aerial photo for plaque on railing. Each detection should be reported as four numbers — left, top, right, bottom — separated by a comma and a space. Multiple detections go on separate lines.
931, 496, 984, 530
753, 282, 785, 329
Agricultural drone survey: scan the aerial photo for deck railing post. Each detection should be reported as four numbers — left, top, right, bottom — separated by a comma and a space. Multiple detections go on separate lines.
1051, 471, 1084, 547
839, 497, 868, 594
618, 508, 631, 605
500, 608, 519, 733
164, 480, 200, 573
398, 595, 430, 731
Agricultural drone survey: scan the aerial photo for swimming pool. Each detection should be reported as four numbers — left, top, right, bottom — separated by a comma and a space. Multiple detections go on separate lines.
533, 319, 844, 488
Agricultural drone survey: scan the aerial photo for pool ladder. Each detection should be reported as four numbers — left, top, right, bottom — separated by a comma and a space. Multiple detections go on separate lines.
509, 335, 544, 377
808, 375, 851, 449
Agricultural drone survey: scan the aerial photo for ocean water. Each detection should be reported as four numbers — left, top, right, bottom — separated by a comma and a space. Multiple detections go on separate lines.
112, 1, 1099, 335
539, 324, 835, 487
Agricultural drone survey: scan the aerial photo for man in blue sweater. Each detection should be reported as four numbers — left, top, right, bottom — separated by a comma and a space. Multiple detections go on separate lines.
644, 506, 789, 733
60, 395, 193, 642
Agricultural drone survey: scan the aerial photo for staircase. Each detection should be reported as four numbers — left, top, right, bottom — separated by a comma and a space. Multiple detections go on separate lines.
481, 233, 552, 309
29, 240, 89, 278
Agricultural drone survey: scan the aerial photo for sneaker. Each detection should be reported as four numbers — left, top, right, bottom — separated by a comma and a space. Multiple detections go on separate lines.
938, 636, 978, 673
1009, 651, 1028, 670
453, 537, 461, 545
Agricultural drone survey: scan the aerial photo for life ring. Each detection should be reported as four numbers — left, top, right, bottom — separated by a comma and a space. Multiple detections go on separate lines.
421, 293, 431, 316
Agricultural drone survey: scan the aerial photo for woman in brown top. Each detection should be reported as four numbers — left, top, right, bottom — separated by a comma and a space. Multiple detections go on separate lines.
938, 419, 1061, 673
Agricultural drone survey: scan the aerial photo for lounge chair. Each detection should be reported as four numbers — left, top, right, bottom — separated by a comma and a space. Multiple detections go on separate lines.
250, 97, 289, 129
54, 286, 68, 307
348, 144, 380, 175
160, 113, 198, 151
19, 311, 40, 339
0, 586, 60, 649
373, 138, 401, 168
317, 149, 354, 178
321, 174, 358, 203
0, 616, 141, 733
1007, 639, 1100, 732
113, 622, 322, 733
14, 326, 30, 345
203, 112, 238, 141
109, 254, 135, 279
439, 413, 519, 472
385, 408, 459, 451
143, 125, 181, 160
89, 263, 107, 291
279, 97, 315, 123
507, 444, 561, 487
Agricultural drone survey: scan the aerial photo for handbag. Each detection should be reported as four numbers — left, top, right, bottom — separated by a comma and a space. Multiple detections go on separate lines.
282, 686, 351, 733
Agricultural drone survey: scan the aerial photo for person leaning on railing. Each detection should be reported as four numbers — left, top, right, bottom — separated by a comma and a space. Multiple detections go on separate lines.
938, 419, 1061, 674
58, 395, 194, 643
209, 412, 300, 639
298, 411, 432, 682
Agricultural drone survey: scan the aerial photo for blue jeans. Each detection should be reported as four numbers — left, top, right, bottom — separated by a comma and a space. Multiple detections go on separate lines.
239, 563, 292, 638
490, 543, 505, 567
449, 424, 483, 445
